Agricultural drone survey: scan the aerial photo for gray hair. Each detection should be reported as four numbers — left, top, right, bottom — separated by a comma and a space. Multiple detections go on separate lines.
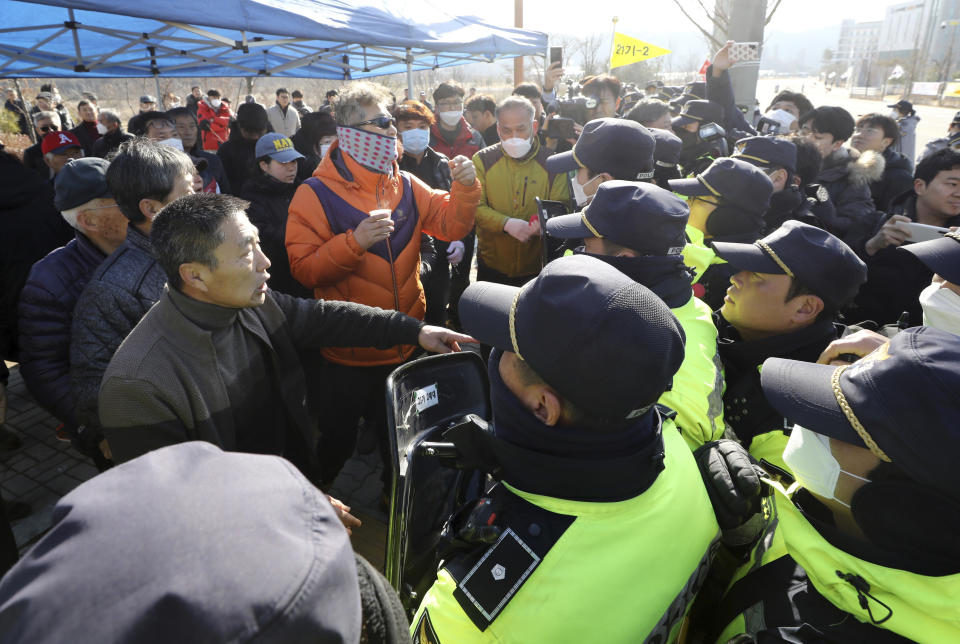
33, 110, 60, 126
495, 96, 535, 122
626, 99, 670, 127
98, 108, 120, 125
334, 81, 392, 127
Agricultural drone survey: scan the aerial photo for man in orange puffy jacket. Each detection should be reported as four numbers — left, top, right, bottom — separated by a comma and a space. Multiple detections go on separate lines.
286, 81, 480, 484
196, 88, 232, 151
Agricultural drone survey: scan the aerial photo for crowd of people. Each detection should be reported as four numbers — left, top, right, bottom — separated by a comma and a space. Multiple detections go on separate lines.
1, 37, 959, 642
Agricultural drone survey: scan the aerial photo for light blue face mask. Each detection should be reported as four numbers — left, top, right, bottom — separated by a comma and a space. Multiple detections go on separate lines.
400, 127, 430, 154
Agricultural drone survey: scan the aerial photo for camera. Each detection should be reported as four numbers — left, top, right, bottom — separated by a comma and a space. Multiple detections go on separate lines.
698, 122, 729, 157
757, 116, 783, 135
556, 95, 598, 125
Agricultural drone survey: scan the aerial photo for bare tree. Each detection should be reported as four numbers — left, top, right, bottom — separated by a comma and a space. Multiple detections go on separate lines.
579, 33, 605, 77
669, 0, 783, 48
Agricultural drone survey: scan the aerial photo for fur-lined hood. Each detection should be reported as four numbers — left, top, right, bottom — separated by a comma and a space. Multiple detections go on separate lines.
819, 147, 885, 188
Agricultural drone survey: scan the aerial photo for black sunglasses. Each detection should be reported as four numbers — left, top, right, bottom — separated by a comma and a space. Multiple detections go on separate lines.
39, 124, 60, 132
354, 115, 396, 130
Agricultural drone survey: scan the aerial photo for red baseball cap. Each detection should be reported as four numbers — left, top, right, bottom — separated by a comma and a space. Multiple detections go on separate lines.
41, 131, 82, 155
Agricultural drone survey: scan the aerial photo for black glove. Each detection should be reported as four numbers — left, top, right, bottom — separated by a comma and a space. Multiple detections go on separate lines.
693, 440, 766, 531
199, 120, 212, 132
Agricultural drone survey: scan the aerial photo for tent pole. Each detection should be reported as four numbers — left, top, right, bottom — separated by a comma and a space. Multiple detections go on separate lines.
406, 49, 414, 103
155, 76, 161, 104
14, 78, 35, 144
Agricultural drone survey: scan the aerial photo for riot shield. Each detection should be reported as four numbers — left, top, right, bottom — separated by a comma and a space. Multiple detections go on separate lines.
384, 351, 490, 612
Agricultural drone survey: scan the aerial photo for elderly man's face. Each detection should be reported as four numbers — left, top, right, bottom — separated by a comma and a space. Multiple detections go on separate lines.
45, 147, 83, 174
35, 116, 59, 137
97, 113, 115, 133
173, 114, 198, 148
497, 105, 536, 141
146, 118, 176, 142
201, 212, 272, 308
36, 97, 51, 111
79, 103, 97, 123
140, 101, 155, 113
356, 103, 398, 138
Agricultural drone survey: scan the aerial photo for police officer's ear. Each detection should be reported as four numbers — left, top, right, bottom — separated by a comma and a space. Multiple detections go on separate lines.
532, 386, 564, 426
789, 293, 824, 325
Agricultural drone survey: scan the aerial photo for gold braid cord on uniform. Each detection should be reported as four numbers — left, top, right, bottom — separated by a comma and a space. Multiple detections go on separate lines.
830, 365, 892, 462
508, 289, 524, 361
755, 241, 795, 278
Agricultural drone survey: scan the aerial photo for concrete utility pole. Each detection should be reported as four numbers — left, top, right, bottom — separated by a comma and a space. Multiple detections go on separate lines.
514, 0, 524, 86
714, 0, 767, 107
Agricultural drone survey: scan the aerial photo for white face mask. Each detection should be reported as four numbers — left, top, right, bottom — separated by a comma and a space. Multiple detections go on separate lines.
209, 98, 222, 109
156, 137, 184, 152
920, 281, 960, 334
96, 122, 108, 135
890, 110, 901, 119
52, 93, 61, 104
501, 136, 532, 159
438, 110, 461, 128
782, 424, 870, 507
169, 101, 181, 109
571, 173, 601, 208
764, 108, 796, 131
319, 143, 331, 158
400, 127, 430, 154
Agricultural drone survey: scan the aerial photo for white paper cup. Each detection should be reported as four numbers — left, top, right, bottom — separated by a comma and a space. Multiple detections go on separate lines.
369, 208, 392, 220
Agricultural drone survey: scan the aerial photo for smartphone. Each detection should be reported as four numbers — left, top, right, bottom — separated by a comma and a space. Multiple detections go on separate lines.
546, 117, 575, 139
549, 46, 563, 67
729, 42, 760, 63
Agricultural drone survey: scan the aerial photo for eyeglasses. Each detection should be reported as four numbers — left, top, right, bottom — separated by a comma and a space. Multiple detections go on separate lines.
39, 124, 60, 132
354, 115, 396, 130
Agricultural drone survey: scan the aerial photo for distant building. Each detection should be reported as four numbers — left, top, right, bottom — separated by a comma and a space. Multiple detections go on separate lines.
834, 19, 881, 86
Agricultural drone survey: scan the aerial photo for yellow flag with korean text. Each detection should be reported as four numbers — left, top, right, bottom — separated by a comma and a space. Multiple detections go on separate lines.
610, 32, 671, 69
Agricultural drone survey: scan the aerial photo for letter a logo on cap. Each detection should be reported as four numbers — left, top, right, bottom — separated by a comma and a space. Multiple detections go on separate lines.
59, 133, 71, 145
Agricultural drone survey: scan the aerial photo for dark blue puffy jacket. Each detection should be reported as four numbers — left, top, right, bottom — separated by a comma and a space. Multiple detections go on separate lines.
18, 232, 106, 431
70, 226, 166, 431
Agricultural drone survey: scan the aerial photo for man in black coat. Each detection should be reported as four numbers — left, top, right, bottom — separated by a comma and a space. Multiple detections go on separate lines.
217, 102, 269, 196
850, 112, 914, 213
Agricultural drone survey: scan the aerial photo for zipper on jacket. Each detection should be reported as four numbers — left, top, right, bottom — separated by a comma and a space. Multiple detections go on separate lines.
379, 175, 404, 359
521, 176, 528, 207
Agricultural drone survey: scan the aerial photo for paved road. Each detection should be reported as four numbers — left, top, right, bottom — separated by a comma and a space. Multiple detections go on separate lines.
755, 77, 954, 158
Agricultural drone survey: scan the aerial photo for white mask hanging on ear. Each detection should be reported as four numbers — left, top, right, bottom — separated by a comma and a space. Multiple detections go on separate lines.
782, 424, 870, 508
920, 282, 960, 335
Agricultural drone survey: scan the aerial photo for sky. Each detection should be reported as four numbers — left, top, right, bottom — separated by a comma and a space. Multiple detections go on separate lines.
440, 0, 895, 37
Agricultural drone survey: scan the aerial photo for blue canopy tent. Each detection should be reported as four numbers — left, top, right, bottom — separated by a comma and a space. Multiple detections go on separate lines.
0, 0, 546, 97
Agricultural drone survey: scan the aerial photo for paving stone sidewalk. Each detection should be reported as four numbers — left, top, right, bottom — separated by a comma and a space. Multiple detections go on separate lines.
1, 363, 386, 554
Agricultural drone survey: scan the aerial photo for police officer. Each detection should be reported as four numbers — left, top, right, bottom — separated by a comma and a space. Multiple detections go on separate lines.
546, 181, 724, 449
649, 127, 682, 189
732, 135, 834, 234
671, 99, 726, 176
668, 157, 774, 308
412, 255, 720, 643
709, 221, 867, 465
544, 117, 655, 209
712, 327, 960, 642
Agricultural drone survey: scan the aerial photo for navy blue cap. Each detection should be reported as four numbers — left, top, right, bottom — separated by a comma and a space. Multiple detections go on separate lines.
733, 136, 798, 173
458, 254, 685, 419
668, 157, 774, 218
712, 220, 867, 309
887, 99, 914, 114
685, 81, 706, 99
650, 127, 681, 166
672, 99, 724, 128
0, 442, 362, 641
546, 181, 688, 256
54, 157, 112, 211
255, 133, 305, 162
900, 231, 960, 284
546, 118, 654, 180
761, 327, 960, 500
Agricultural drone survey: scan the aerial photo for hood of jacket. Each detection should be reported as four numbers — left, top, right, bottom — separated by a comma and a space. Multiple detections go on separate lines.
820, 147, 885, 188
0, 442, 362, 643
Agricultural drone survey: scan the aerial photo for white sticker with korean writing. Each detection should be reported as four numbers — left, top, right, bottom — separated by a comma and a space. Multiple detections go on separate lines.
414, 383, 439, 412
